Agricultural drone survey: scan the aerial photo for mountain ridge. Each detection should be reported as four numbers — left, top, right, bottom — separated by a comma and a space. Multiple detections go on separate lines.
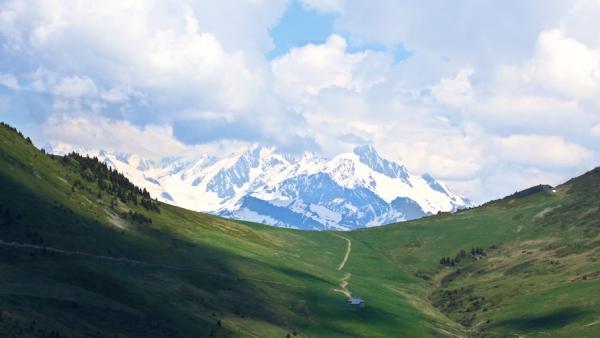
46, 142, 470, 230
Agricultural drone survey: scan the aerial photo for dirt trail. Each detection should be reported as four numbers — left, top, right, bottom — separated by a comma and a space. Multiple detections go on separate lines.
333, 272, 352, 299
332, 234, 353, 300
333, 234, 351, 270
0, 240, 305, 288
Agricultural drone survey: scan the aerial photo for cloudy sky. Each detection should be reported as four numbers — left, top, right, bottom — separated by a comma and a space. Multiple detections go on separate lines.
0, 0, 599, 202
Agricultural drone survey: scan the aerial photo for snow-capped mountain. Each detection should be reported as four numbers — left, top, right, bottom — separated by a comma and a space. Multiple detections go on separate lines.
47, 143, 470, 230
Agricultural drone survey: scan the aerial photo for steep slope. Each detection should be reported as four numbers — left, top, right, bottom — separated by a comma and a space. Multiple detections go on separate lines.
47, 143, 469, 230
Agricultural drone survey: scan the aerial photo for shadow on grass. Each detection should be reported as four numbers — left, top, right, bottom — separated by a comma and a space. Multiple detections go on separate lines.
272, 265, 335, 285
491, 307, 589, 331
0, 172, 402, 337
0, 173, 295, 336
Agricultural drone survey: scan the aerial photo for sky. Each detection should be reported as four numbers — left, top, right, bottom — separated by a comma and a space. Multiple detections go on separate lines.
0, 0, 599, 203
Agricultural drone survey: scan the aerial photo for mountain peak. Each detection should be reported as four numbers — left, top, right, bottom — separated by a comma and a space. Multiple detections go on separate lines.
353, 144, 378, 157
239, 144, 280, 161
352, 144, 382, 164
352, 145, 409, 180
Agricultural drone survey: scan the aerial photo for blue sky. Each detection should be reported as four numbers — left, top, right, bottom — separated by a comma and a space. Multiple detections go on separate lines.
268, 1, 411, 61
268, 1, 335, 59
0, 0, 599, 202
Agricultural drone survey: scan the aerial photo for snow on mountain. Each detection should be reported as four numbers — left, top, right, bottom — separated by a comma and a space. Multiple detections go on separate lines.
47, 143, 470, 230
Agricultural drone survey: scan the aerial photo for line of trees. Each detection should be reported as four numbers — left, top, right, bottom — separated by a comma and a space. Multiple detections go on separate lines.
62, 152, 160, 212
2, 122, 160, 213
0, 121, 33, 144
439, 247, 487, 266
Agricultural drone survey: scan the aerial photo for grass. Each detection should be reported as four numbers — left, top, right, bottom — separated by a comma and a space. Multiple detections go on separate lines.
0, 122, 598, 337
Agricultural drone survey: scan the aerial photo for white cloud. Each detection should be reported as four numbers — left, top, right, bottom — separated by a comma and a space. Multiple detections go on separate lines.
0, 0, 277, 115
0, 73, 19, 90
494, 134, 592, 167
299, 87, 487, 179
482, 166, 566, 201
431, 67, 475, 107
24, 68, 138, 117
560, 0, 600, 47
33, 72, 98, 98
41, 114, 258, 160
272, 35, 388, 102
322, 1, 571, 59
42, 114, 188, 159
523, 29, 600, 99
478, 95, 578, 118
470, 94, 587, 135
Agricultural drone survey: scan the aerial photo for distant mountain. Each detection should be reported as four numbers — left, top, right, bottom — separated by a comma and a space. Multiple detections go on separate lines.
47, 143, 470, 230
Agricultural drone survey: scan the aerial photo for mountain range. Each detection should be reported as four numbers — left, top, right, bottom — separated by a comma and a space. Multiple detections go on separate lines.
47, 143, 470, 230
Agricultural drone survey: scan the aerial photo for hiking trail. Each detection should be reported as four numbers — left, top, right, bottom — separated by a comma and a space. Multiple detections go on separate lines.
332, 234, 352, 299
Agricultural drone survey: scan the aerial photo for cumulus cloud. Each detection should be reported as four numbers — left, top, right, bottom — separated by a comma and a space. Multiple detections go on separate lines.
523, 29, 600, 99
314, 1, 570, 63
41, 114, 266, 160
42, 114, 188, 158
272, 35, 388, 102
494, 134, 592, 167
0, 0, 279, 118
481, 166, 566, 202
30, 70, 99, 98
560, 0, 600, 47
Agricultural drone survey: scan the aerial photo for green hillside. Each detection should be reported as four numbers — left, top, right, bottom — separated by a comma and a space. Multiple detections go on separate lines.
0, 122, 598, 337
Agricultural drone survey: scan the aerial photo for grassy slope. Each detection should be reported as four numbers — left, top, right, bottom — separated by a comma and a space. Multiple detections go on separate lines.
347, 169, 600, 337
0, 123, 598, 337
0, 125, 453, 337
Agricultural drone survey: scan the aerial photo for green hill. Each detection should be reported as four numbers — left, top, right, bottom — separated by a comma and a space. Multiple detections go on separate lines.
0, 122, 598, 337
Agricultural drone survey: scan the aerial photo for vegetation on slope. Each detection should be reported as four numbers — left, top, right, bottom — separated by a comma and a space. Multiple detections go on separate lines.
346, 168, 599, 337
0, 121, 598, 337
0, 122, 459, 337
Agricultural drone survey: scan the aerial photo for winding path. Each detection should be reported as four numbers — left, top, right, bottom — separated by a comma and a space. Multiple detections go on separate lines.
333, 234, 352, 270
332, 234, 353, 299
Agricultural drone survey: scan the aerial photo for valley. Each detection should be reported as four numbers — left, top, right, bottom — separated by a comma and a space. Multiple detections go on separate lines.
0, 123, 598, 337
